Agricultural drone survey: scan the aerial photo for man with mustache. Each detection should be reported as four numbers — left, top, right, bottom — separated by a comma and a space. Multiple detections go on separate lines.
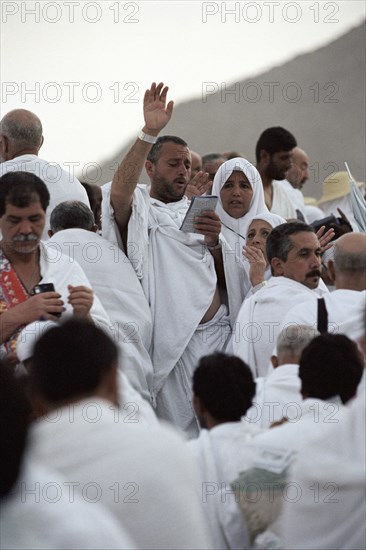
0, 171, 110, 365
232, 222, 329, 377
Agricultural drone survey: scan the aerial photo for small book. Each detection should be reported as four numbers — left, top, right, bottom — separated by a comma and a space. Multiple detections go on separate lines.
180, 195, 218, 233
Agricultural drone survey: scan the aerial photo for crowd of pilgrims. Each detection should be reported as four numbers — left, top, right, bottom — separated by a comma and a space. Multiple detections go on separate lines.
0, 83, 365, 549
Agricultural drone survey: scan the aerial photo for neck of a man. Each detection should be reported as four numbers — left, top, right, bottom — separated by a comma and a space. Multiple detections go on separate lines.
10, 147, 39, 160
0, 241, 39, 267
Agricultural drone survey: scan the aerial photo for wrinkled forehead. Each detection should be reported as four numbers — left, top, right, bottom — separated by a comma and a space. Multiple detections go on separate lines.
289, 231, 320, 250
248, 218, 272, 232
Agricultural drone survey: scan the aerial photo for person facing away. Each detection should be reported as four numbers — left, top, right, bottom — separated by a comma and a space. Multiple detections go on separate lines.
27, 319, 214, 550
188, 352, 259, 550
0, 109, 90, 239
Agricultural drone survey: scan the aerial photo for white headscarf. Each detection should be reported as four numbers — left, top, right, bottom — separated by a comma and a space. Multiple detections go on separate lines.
212, 157, 268, 249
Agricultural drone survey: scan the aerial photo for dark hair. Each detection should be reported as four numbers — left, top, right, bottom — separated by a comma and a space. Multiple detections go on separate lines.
202, 153, 225, 165
0, 364, 30, 498
255, 127, 297, 163
50, 201, 95, 233
192, 352, 255, 422
0, 172, 50, 216
147, 135, 188, 164
30, 320, 118, 403
266, 221, 315, 264
299, 334, 363, 404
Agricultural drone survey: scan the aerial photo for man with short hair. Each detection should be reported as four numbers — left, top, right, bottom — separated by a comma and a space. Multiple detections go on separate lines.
254, 333, 364, 451
281, 232, 366, 341
0, 172, 110, 362
27, 319, 213, 550
102, 82, 230, 436
0, 109, 90, 238
244, 325, 319, 429
187, 352, 258, 549
281, 146, 310, 221
232, 222, 329, 377
48, 200, 155, 404
255, 127, 297, 218
202, 153, 225, 194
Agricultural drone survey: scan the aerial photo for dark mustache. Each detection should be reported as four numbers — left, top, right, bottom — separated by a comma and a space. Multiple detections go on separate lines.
306, 269, 321, 278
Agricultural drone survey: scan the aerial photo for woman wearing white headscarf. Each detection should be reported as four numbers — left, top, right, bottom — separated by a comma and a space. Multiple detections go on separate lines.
211, 158, 268, 325
242, 212, 286, 294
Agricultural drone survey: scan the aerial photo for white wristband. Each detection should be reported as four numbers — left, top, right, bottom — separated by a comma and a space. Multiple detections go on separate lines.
138, 131, 157, 144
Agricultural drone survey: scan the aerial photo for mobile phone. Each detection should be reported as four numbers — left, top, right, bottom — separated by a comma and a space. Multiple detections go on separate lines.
32, 283, 62, 318
32, 283, 56, 295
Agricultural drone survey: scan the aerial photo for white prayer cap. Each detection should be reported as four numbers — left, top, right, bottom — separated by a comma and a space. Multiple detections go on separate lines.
16, 321, 58, 363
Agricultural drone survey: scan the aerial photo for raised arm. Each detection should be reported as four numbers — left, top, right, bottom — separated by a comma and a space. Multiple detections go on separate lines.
111, 82, 174, 239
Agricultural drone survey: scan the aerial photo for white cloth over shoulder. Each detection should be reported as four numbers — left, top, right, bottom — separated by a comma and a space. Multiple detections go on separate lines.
0, 459, 137, 550
281, 289, 366, 341
28, 397, 213, 550
0, 155, 90, 239
274, 179, 308, 221
102, 182, 219, 399
232, 277, 327, 377
282, 393, 366, 549
211, 158, 268, 325
271, 181, 298, 219
48, 228, 154, 402
244, 363, 302, 429
38, 241, 111, 331
187, 422, 261, 549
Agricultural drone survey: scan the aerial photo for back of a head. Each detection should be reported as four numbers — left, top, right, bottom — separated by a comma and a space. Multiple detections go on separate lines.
192, 353, 255, 422
0, 365, 30, 498
255, 127, 297, 163
333, 233, 366, 276
276, 325, 319, 364
30, 319, 118, 404
0, 171, 50, 216
299, 334, 364, 404
50, 200, 95, 233
147, 135, 188, 164
266, 221, 314, 264
0, 109, 43, 149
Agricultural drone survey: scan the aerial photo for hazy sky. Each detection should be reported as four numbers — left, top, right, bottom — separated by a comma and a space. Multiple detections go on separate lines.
1, 1, 365, 179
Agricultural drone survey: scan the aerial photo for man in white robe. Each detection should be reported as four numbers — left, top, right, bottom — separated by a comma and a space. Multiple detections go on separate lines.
27, 319, 213, 550
245, 325, 318, 429
281, 232, 366, 340
255, 126, 297, 219
102, 82, 230, 437
187, 352, 260, 549
48, 201, 154, 403
0, 172, 110, 364
232, 222, 328, 377
0, 109, 89, 239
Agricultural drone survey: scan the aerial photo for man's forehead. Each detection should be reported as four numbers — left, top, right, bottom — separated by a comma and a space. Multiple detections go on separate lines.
160, 142, 190, 158
4, 199, 45, 215
289, 231, 320, 248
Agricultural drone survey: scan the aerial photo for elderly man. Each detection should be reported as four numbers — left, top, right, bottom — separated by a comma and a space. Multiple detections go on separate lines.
0, 109, 89, 238
281, 232, 366, 340
102, 82, 230, 437
0, 172, 110, 363
255, 127, 297, 219
232, 222, 329, 377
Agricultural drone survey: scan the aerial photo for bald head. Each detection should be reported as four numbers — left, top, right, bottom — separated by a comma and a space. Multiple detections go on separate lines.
329, 233, 366, 290
0, 109, 43, 161
190, 150, 202, 178
286, 147, 309, 189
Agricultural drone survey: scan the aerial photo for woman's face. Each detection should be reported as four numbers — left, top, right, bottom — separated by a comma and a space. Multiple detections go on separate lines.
246, 219, 272, 261
220, 170, 253, 219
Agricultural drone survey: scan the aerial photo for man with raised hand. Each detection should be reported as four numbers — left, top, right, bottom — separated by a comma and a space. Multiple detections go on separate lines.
102, 82, 230, 437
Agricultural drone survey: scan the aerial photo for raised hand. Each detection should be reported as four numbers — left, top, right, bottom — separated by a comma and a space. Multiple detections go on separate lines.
143, 82, 174, 134
185, 171, 212, 200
